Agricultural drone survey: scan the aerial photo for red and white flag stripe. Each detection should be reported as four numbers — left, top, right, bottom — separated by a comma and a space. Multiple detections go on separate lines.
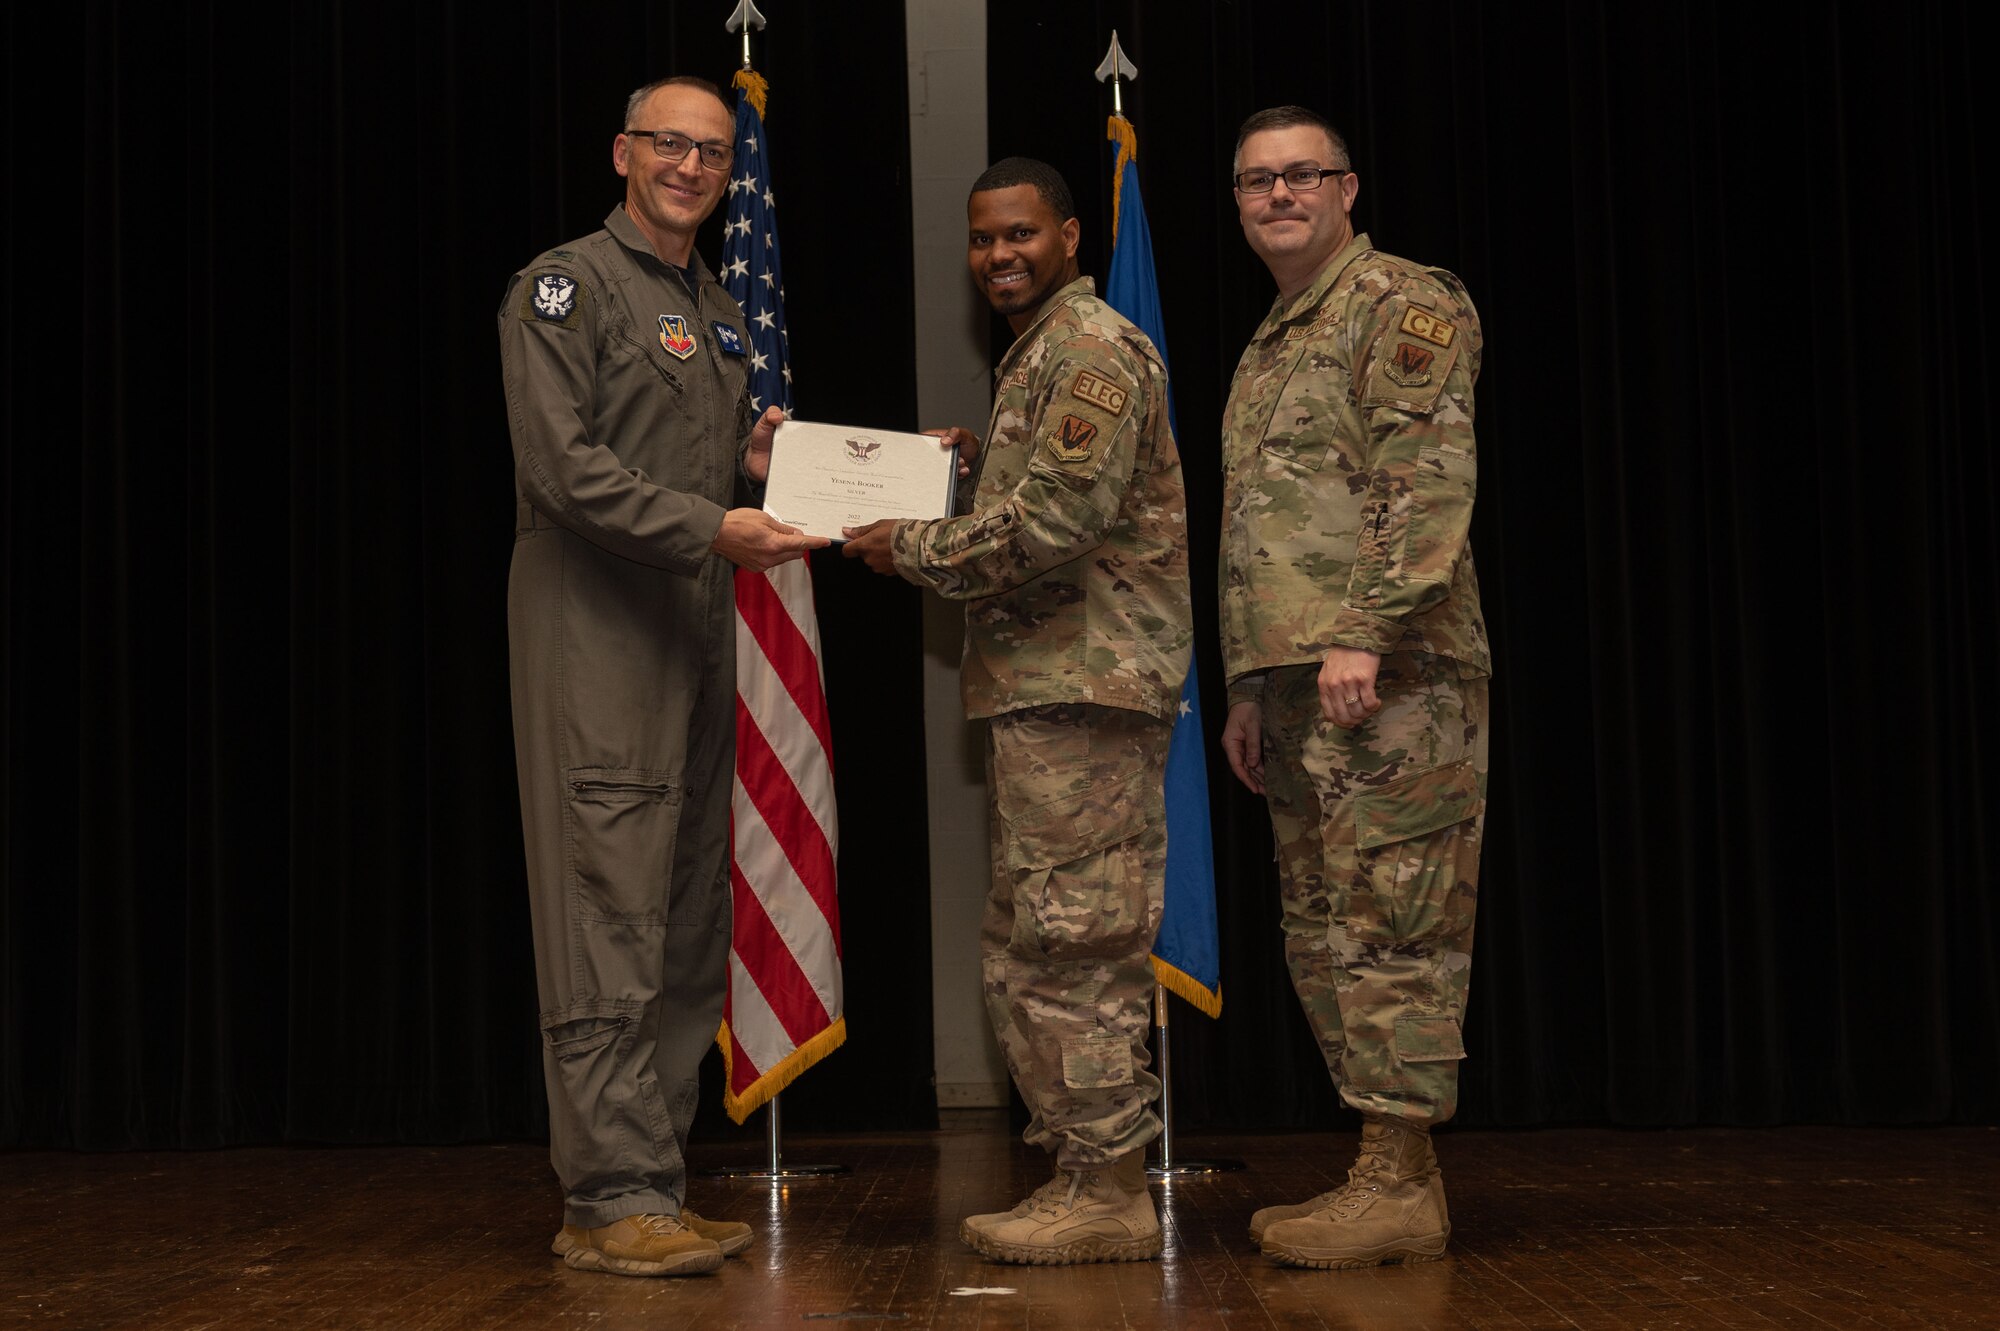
722, 560, 843, 1121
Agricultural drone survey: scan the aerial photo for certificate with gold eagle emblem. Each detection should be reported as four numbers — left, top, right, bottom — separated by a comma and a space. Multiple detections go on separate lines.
762, 420, 960, 542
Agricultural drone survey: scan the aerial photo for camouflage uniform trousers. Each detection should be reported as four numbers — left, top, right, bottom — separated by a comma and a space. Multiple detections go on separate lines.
1259, 652, 1489, 1126
981, 701, 1171, 1168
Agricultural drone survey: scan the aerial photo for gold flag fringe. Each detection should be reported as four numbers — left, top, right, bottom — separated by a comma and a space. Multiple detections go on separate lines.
732, 68, 770, 120
1151, 955, 1223, 1019
1106, 114, 1138, 248
716, 1016, 848, 1124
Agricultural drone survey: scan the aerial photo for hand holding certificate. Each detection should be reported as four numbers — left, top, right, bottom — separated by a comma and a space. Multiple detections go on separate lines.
762, 421, 960, 543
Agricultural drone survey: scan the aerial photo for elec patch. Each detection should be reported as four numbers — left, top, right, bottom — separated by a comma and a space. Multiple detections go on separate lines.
1070, 369, 1129, 415
712, 322, 745, 356
1048, 414, 1099, 463
659, 314, 697, 360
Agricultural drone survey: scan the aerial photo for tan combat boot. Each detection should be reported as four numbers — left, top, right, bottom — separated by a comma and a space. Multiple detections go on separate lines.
550, 1212, 724, 1276
960, 1152, 1163, 1264
1248, 1185, 1346, 1245
1260, 1117, 1451, 1269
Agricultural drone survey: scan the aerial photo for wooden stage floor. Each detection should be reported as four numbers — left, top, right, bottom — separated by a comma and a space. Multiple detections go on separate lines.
6, 1117, 1996, 1329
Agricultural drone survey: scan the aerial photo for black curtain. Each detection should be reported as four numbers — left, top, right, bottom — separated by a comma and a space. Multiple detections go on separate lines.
990, 0, 1998, 1128
3, 0, 931, 1150
7, 0, 1996, 1151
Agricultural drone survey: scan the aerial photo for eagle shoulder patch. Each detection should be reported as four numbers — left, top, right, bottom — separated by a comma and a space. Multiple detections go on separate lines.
522, 272, 586, 329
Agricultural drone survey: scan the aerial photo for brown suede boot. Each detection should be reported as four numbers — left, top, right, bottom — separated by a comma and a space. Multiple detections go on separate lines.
550, 1213, 724, 1276
1260, 1117, 1451, 1270
679, 1209, 753, 1256
960, 1152, 1163, 1265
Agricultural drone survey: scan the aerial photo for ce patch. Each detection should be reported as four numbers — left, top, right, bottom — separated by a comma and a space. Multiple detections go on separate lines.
712, 322, 745, 356
521, 272, 586, 329
1047, 413, 1099, 463
1400, 306, 1456, 348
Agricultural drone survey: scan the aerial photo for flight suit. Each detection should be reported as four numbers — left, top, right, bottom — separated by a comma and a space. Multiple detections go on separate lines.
499, 205, 753, 1226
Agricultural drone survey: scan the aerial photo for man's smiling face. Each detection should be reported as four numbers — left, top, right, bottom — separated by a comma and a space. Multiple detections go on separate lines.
614, 83, 734, 254
967, 184, 1080, 328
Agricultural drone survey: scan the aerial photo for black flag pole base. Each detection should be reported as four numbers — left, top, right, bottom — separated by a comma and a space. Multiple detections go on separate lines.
696, 1093, 850, 1180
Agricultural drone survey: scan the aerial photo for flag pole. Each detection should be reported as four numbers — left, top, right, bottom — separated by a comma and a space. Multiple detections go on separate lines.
701, 0, 848, 1184
1092, 30, 1239, 1178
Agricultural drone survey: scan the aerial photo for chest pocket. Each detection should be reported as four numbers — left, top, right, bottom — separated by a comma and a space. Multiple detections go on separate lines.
607, 324, 687, 395
1260, 343, 1354, 474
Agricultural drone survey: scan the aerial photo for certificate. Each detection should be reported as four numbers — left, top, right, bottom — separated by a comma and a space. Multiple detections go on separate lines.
761, 420, 959, 542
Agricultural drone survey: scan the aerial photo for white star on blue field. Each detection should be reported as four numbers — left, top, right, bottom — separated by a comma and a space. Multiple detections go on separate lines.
722, 100, 790, 415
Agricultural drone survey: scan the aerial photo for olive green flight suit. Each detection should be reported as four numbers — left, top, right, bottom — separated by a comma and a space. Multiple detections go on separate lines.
499, 205, 754, 1228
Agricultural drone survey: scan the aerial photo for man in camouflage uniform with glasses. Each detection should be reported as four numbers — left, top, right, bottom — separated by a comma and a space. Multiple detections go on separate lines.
500, 74, 822, 1279
1216, 106, 1493, 1270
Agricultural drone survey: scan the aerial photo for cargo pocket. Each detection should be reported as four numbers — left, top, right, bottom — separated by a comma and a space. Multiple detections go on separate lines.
1345, 757, 1482, 944
542, 1004, 640, 1182
1061, 1032, 1135, 1089
1394, 1014, 1466, 1065
999, 768, 1154, 963
567, 767, 680, 925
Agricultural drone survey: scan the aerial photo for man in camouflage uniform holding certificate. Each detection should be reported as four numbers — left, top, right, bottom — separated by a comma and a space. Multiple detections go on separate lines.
1216, 107, 1492, 1270
845, 158, 1189, 1266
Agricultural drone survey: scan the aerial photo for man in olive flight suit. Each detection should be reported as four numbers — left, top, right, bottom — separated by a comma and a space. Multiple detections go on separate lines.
499, 74, 823, 1279
1217, 107, 1493, 1271
844, 158, 1191, 1266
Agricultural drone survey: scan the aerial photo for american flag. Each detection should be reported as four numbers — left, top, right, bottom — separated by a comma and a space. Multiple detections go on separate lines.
718, 69, 846, 1122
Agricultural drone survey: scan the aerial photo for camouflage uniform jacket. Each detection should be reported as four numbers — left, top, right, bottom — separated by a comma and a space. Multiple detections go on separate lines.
1220, 232, 1491, 700
891, 277, 1190, 722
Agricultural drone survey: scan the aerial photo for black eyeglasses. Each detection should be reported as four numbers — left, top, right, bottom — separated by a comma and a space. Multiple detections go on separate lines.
626, 128, 735, 172
1233, 166, 1349, 194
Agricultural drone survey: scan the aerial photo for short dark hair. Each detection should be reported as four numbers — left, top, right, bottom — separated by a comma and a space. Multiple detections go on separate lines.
1233, 106, 1350, 173
624, 75, 730, 128
970, 157, 1076, 222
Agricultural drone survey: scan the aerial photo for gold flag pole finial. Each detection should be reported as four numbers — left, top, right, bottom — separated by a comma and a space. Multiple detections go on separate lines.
725, 0, 768, 70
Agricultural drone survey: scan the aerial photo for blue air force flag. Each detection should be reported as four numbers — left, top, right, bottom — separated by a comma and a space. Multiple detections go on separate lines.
1104, 115, 1222, 1017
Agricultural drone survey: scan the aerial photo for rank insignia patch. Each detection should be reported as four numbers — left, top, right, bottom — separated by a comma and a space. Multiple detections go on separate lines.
1070, 369, 1129, 415
530, 273, 578, 323
1385, 341, 1436, 387
1049, 414, 1099, 462
1399, 306, 1456, 348
659, 313, 697, 360
712, 322, 745, 356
